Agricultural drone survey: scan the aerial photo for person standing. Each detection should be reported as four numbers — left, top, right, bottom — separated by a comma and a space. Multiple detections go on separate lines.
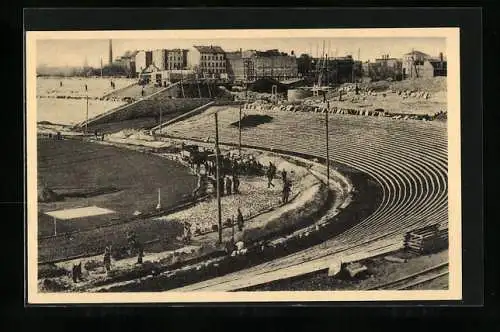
219, 175, 225, 196
225, 176, 232, 195
281, 169, 287, 183
266, 162, 276, 188
237, 208, 244, 231
103, 245, 112, 273
282, 179, 292, 204
232, 175, 240, 194
136, 243, 144, 264
72, 262, 82, 283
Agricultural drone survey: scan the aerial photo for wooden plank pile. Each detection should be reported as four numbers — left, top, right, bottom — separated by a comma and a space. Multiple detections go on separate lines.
404, 224, 448, 254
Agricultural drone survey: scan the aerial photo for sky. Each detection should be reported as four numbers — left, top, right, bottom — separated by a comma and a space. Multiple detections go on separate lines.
36, 37, 446, 68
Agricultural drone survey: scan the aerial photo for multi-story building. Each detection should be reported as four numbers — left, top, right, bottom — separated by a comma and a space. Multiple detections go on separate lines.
136, 49, 190, 84
226, 49, 298, 83
188, 45, 227, 78
151, 49, 189, 71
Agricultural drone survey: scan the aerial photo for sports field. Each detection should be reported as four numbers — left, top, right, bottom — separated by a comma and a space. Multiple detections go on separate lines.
37, 138, 197, 239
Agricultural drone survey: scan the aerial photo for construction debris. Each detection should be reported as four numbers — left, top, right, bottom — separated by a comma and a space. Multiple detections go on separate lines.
384, 255, 407, 263
327, 260, 342, 277
404, 224, 448, 254
343, 262, 368, 278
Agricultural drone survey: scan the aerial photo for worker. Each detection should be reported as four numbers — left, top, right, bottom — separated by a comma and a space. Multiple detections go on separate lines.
232, 175, 240, 194
237, 208, 244, 231
219, 175, 225, 196
103, 245, 112, 273
266, 162, 276, 188
72, 262, 82, 283
281, 169, 287, 183
136, 243, 144, 264
282, 179, 292, 204
225, 176, 232, 195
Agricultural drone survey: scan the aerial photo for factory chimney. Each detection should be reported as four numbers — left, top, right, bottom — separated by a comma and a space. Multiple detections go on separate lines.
439, 52, 443, 63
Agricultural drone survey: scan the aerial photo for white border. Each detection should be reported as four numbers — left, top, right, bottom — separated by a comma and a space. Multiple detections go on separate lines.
26, 28, 461, 303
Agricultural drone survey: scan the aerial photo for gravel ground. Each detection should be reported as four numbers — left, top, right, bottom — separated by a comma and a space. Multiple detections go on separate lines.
245, 249, 449, 291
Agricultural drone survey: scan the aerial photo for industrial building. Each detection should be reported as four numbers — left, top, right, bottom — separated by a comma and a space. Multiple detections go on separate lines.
114, 50, 138, 77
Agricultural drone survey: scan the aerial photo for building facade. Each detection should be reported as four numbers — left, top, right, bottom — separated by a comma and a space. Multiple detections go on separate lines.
226, 49, 298, 83
187, 45, 227, 78
402, 50, 447, 79
151, 49, 189, 71
402, 50, 430, 79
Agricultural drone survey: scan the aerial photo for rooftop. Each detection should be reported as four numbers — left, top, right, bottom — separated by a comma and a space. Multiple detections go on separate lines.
193, 45, 225, 53
403, 50, 430, 57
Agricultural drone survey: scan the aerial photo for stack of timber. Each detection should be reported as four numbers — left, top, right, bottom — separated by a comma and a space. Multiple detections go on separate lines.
404, 224, 448, 254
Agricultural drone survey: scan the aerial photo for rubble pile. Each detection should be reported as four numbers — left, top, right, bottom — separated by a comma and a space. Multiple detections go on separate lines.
243, 100, 446, 122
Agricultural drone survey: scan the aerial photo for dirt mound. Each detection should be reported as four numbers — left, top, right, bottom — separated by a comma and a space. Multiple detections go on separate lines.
230, 114, 273, 128
38, 185, 61, 202
389, 77, 447, 93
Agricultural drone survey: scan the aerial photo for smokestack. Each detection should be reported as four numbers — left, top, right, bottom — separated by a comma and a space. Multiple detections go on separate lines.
440, 52, 443, 62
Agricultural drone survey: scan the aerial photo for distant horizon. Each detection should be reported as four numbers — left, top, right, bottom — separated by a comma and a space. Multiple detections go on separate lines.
37, 37, 446, 69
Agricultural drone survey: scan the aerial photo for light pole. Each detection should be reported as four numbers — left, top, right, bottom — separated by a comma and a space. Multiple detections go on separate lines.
214, 112, 222, 244
159, 105, 162, 136
238, 103, 242, 157
85, 93, 89, 134
324, 93, 330, 186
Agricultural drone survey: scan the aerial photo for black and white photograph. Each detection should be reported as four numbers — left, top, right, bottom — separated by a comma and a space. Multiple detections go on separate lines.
26, 28, 461, 303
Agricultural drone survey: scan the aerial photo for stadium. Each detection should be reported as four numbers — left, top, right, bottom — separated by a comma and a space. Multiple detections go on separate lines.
36, 68, 449, 292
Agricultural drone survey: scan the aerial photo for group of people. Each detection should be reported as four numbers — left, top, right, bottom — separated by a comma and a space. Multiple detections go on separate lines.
266, 161, 293, 204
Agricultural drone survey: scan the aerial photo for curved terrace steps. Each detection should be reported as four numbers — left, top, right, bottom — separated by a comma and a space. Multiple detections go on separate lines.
165, 108, 448, 277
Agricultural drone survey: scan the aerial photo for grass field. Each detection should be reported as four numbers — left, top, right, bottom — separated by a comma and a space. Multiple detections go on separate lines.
37, 138, 197, 239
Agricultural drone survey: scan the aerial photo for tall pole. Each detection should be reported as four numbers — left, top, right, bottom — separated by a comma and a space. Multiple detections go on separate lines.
85, 93, 89, 134
214, 112, 222, 244
325, 97, 330, 186
238, 103, 242, 157
156, 188, 161, 210
159, 105, 162, 135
